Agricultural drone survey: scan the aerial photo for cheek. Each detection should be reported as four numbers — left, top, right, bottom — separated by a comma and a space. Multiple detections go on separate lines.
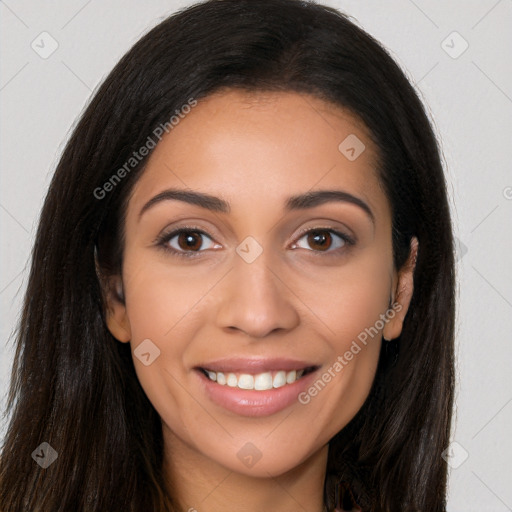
120, 255, 208, 402
297, 247, 392, 344
122, 252, 217, 343
330, 266, 391, 347
293, 252, 392, 435
120, 257, 212, 442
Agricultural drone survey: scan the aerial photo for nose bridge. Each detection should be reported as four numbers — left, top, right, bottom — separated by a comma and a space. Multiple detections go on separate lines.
235, 247, 278, 301
215, 241, 299, 337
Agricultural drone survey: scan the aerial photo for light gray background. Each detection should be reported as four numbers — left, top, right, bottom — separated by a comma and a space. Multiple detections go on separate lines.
1, 1, 511, 510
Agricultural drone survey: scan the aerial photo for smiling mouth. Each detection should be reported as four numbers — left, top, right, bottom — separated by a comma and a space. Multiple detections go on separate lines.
198, 366, 317, 391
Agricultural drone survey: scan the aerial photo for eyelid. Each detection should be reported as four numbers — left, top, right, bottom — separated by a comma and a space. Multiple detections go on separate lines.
291, 225, 356, 246
154, 223, 356, 258
154, 225, 219, 258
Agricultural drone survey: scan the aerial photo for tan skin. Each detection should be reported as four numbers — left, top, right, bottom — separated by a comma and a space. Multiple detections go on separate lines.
104, 90, 418, 512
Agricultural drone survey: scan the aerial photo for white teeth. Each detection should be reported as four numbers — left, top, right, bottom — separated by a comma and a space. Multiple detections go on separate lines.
237, 374, 255, 390
286, 370, 296, 384
227, 373, 238, 387
254, 372, 273, 390
273, 371, 286, 388
204, 368, 307, 390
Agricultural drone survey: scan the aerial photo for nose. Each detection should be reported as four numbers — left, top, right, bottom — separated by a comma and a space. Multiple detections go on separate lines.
215, 250, 300, 339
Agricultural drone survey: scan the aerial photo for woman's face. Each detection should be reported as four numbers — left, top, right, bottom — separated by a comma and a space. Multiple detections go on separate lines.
105, 89, 415, 477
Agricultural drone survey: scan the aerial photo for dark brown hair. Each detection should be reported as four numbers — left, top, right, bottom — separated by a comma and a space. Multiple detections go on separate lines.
0, 1, 455, 510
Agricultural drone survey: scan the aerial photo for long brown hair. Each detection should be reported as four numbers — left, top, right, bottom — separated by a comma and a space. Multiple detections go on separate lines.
0, 1, 455, 510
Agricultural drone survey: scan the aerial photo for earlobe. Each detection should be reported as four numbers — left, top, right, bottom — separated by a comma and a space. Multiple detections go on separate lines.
103, 275, 131, 343
383, 237, 418, 341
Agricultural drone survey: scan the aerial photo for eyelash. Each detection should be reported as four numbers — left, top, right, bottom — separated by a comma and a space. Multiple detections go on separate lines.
155, 225, 356, 259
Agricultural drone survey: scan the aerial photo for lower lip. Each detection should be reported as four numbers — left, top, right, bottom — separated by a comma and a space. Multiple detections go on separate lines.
195, 369, 318, 417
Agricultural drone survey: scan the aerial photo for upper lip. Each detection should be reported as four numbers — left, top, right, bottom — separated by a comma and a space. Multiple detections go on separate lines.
195, 357, 319, 373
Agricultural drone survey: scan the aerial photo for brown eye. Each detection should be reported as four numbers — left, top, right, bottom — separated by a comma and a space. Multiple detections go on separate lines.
176, 231, 203, 251
293, 229, 351, 253
159, 229, 218, 256
306, 231, 333, 251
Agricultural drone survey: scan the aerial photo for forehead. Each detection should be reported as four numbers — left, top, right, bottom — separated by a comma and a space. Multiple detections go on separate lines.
127, 89, 388, 222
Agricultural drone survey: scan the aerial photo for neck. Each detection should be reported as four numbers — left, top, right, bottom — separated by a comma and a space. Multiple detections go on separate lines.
162, 426, 328, 512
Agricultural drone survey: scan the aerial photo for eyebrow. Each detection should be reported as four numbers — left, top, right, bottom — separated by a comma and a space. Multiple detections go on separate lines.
138, 188, 375, 225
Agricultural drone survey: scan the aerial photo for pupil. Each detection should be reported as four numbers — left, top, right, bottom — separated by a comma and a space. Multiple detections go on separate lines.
179, 232, 201, 250
308, 231, 331, 251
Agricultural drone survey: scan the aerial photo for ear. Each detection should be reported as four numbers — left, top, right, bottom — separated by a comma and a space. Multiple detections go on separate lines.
383, 237, 418, 341
103, 275, 132, 343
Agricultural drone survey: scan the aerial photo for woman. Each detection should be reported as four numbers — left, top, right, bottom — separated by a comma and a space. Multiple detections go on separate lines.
0, 0, 455, 510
